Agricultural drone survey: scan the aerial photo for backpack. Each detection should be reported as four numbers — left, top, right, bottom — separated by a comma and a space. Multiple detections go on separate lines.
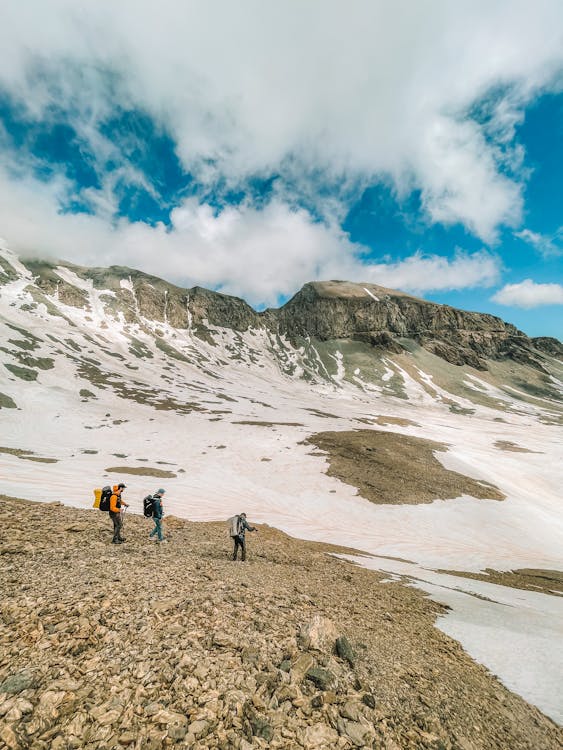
227, 515, 240, 538
98, 486, 112, 512
143, 494, 155, 518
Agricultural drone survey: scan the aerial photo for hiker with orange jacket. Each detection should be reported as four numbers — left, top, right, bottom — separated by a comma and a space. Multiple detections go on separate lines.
110, 483, 128, 544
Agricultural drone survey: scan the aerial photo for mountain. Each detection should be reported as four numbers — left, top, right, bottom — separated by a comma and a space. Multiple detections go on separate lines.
2, 249, 561, 398
1, 243, 563, 725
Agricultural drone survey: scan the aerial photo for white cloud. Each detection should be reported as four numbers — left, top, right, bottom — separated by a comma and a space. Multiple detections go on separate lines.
0, 165, 501, 306
515, 228, 563, 257
1, 0, 562, 243
492, 279, 563, 308
359, 250, 501, 294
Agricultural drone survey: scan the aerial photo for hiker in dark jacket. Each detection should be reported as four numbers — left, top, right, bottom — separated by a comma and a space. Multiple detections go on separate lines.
232, 512, 257, 561
110, 483, 128, 544
149, 488, 166, 543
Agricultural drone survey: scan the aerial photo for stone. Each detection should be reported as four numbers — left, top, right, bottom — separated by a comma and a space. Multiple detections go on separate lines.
305, 667, 336, 691
290, 653, 315, 682
241, 646, 260, 665
0, 671, 35, 694
0, 724, 19, 749
302, 722, 340, 747
298, 615, 338, 652
97, 709, 122, 726
188, 719, 210, 739
243, 702, 274, 742
340, 718, 375, 747
153, 709, 187, 726
213, 630, 239, 648
118, 732, 137, 745
340, 701, 363, 722
143, 702, 162, 716
335, 636, 355, 667
361, 693, 376, 709
168, 724, 187, 740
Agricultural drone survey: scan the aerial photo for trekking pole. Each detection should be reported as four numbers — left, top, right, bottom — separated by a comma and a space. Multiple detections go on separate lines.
120, 506, 127, 530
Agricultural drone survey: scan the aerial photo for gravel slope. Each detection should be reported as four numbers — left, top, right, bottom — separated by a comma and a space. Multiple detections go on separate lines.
1, 497, 561, 750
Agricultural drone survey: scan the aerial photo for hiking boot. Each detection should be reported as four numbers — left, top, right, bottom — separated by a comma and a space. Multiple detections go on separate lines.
112, 540, 123, 544
119, 538, 126, 542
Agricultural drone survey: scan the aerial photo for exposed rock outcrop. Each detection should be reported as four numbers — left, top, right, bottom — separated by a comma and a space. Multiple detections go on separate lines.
274, 281, 546, 371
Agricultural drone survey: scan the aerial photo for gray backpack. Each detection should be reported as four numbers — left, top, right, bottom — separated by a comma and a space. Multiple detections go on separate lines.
227, 515, 240, 537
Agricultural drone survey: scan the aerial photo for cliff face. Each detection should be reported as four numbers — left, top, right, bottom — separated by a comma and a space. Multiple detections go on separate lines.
274, 281, 548, 371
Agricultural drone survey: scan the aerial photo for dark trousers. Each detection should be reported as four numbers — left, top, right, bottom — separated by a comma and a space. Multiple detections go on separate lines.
110, 511, 123, 542
232, 535, 246, 561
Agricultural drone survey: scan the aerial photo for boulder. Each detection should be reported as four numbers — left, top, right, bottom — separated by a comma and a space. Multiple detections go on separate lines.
0, 671, 35, 694
290, 653, 315, 682
305, 666, 336, 691
302, 722, 340, 748
336, 635, 355, 667
298, 615, 338, 652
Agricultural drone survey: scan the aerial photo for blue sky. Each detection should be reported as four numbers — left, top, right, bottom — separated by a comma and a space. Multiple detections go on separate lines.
0, 1, 562, 338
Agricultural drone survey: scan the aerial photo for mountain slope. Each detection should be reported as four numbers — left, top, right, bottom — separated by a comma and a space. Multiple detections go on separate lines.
1, 242, 563, 724
1, 495, 562, 750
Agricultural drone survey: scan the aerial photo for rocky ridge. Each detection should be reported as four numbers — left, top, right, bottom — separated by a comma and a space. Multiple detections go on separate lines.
10, 255, 561, 374
1, 496, 561, 750
274, 282, 558, 371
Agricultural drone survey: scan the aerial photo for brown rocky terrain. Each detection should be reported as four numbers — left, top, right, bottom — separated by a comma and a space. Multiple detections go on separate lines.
1, 496, 561, 750
306, 431, 505, 505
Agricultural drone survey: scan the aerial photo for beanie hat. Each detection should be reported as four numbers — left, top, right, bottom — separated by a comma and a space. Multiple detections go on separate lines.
156, 488, 166, 495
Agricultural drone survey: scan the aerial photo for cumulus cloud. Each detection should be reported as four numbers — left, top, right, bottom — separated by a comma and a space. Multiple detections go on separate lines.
358, 250, 500, 294
1, 0, 563, 242
492, 279, 563, 308
0, 165, 501, 306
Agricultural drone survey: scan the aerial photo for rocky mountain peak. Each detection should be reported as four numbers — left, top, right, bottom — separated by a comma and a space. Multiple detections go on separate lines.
275, 278, 544, 371
1, 247, 560, 379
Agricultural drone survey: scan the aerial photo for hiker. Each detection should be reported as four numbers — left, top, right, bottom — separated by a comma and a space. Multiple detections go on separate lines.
109, 483, 129, 544
231, 512, 257, 561
149, 489, 166, 543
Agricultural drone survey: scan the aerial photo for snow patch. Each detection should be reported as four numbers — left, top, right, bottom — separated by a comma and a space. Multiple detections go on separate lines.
363, 287, 379, 302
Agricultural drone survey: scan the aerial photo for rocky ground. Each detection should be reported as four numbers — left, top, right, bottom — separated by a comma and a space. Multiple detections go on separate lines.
1, 496, 561, 750
306, 431, 504, 505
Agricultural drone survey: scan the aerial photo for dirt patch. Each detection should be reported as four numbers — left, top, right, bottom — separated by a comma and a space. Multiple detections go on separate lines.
0, 446, 58, 463
0, 391, 17, 409
439, 568, 563, 596
304, 408, 340, 418
3, 363, 38, 381
307, 430, 505, 505
368, 416, 420, 427
104, 466, 177, 478
494, 440, 540, 454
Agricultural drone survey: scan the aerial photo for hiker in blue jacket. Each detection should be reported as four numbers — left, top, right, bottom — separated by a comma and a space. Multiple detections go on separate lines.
232, 512, 257, 561
149, 489, 166, 543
